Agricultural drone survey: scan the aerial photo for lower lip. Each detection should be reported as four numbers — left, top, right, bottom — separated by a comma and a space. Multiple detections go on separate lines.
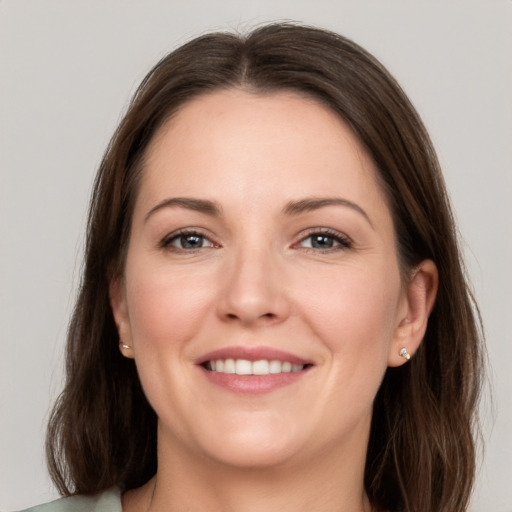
199, 366, 311, 394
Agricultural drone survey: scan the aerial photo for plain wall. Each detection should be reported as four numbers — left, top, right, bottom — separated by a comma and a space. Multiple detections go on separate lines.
1, 1, 511, 510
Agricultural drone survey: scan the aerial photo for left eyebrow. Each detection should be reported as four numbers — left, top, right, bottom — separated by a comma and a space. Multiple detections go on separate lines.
282, 197, 374, 230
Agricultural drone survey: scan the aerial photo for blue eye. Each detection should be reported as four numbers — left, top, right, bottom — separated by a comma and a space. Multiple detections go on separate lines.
299, 231, 351, 250
162, 231, 215, 250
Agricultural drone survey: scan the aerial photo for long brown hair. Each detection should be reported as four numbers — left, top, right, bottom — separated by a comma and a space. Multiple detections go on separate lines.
46, 23, 484, 512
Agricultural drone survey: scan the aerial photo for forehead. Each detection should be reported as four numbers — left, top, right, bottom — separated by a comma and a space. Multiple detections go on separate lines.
138, 89, 387, 215
147, 89, 366, 159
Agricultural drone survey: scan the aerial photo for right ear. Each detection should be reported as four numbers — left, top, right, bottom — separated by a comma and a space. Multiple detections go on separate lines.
109, 276, 134, 359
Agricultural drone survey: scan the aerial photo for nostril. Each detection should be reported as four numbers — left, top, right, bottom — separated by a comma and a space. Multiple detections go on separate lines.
224, 311, 276, 322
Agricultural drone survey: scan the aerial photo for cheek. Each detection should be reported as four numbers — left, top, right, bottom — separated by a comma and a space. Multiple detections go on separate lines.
125, 263, 214, 349
294, 263, 403, 433
298, 262, 402, 361
123, 262, 216, 432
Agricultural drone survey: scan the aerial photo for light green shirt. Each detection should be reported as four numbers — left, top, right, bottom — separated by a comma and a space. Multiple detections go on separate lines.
14, 489, 121, 512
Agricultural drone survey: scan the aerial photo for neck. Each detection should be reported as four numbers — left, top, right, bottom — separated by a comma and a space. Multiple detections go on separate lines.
129, 423, 373, 512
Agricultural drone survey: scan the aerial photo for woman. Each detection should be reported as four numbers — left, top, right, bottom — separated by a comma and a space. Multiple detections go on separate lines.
22, 23, 483, 512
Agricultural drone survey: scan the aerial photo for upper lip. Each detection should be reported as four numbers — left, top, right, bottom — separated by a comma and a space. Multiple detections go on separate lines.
196, 346, 312, 366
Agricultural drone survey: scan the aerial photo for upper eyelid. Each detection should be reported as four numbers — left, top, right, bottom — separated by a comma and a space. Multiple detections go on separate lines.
160, 228, 218, 247
288, 229, 353, 253
296, 227, 352, 242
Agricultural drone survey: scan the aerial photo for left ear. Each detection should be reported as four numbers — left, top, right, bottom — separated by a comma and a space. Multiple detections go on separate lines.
388, 259, 438, 367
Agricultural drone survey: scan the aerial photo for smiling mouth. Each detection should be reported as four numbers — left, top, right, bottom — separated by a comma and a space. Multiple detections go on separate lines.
203, 359, 312, 375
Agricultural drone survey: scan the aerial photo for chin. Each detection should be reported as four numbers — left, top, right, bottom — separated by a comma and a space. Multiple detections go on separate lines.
190, 414, 307, 469
203, 441, 299, 470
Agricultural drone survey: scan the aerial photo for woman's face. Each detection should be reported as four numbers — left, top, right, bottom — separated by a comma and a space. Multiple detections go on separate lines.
111, 90, 415, 470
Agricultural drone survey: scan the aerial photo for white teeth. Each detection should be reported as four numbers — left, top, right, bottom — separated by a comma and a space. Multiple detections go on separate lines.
269, 360, 282, 374
207, 358, 306, 375
235, 359, 252, 375
212, 359, 235, 373
252, 360, 270, 375
222, 359, 235, 373
282, 361, 292, 373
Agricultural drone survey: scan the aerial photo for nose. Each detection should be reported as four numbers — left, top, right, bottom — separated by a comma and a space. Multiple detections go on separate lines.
216, 245, 291, 327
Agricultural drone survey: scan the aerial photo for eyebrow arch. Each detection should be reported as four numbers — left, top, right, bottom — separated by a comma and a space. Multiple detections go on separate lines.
144, 197, 223, 223
283, 197, 374, 229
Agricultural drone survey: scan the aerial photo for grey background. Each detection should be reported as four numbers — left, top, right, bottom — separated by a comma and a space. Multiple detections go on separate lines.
1, 1, 511, 510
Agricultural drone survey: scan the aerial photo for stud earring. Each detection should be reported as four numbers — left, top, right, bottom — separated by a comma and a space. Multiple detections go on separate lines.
118, 341, 135, 359
399, 347, 411, 360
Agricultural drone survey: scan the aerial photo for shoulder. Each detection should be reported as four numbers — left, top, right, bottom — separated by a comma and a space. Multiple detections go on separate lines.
13, 488, 122, 512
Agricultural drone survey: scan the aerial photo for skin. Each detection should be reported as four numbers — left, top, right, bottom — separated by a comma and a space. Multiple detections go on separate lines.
110, 90, 438, 512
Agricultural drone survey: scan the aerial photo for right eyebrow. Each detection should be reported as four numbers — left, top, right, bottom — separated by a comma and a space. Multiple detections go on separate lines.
144, 197, 223, 223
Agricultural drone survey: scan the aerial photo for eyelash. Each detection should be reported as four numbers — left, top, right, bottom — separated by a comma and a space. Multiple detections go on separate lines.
296, 228, 352, 252
159, 228, 352, 253
160, 229, 217, 252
